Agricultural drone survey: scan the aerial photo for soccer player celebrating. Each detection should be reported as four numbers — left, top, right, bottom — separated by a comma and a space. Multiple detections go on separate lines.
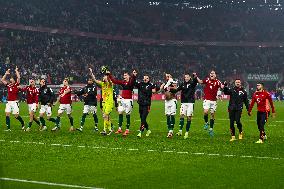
196, 70, 223, 136
223, 79, 249, 141
160, 73, 177, 138
75, 78, 99, 132
135, 74, 158, 138
89, 68, 114, 135
248, 83, 276, 144
38, 78, 56, 131
108, 70, 136, 136
21, 78, 41, 131
170, 73, 198, 139
51, 78, 75, 131
1, 67, 25, 131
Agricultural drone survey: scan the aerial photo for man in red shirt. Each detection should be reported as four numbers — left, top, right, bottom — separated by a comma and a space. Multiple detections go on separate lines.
197, 70, 223, 136
21, 78, 41, 131
51, 78, 75, 132
248, 83, 276, 143
1, 67, 25, 131
108, 70, 137, 136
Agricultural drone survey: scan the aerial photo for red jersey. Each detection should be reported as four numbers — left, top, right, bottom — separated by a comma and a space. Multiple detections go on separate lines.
249, 91, 275, 113
203, 78, 222, 101
108, 74, 135, 99
22, 86, 39, 104
6, 82, 20, 101
59, 85, 72, 104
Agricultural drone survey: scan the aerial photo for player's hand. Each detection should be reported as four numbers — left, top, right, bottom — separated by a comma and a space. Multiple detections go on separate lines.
15, 66, 19, 72
105, 70, 110, 74
223, 81, 228, 86
132, 70, 137, 76
248, 112, 251, 116
192, 73, 197, 78
272, 112, 276, 118
89, 68, 93, 73
5, 69, 10, 75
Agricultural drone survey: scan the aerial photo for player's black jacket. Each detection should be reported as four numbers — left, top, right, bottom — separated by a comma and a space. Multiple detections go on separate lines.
135, 81, 157, 106
76, 84, 97, 106
38, 85, 55, 105
223, 86, 249, 111
170, 78, 198, 103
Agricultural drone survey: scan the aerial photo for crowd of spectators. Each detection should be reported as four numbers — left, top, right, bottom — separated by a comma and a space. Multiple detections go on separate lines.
0, 0, 283, 42
0, 30, 283, 86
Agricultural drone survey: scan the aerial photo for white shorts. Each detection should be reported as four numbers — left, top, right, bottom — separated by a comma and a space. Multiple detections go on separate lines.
28, 103, 37, 113
165, 99, 177, 115
180, 103, 194, 117
58, 104, 72, 114
83, 105, 97, 114
39, 105, 52, 117
203, 100, 217, 113
5, 101, 19, 114
118, 99, 133, 114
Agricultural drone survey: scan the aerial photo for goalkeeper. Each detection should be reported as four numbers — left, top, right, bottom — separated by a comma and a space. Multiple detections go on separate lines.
89, 67, 114, 135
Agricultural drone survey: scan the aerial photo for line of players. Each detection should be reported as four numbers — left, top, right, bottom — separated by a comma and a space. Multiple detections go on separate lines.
1, 67, 276, 143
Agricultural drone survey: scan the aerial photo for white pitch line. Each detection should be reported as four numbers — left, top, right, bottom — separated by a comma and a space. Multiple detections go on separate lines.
0, 177, 101, 189
223, 154, 235, 157
10, 140, 20, 143
0, 139, 5, 142
63, 145, 72, 147
208, 153, 220, 156
50, 143, 61, 146
110, 147, 122, 150
177, 151, 189, 154
192, 152, 205, 155
2, 139, 282, 160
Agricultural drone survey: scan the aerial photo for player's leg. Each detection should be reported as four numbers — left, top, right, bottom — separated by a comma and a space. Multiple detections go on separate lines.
66, 105, 74, 131
184, 103, 194, 139
39, 108, 47, 131
5, 102, 12, 131
208, 101, 217, 136
167, 99, 176, 138
13, 102, 25, 130
137, 105, 147, 137
177, 103, 186, 136
26, 104, 40, 131
229, 110, 236, 141
202, 100, 210, 130
235, 110, 243, 139
77, 105, 88, 132
116, 101, 124, 133
52, 104, 64, 131
123, 100, 133, 136
92, 106, 99, 131
256, 112, 266, 143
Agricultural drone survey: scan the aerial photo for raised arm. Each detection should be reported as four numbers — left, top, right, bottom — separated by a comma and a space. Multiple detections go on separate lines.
108, 73, 124, 85
1, 69, 10, 85
15, 66, 20, 83
89, 68, 101, 85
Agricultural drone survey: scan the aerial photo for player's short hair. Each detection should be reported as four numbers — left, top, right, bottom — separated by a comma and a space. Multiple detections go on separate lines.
184, 73, 190, 76
123, 72, 129, 75
64, 78, 69, 82
235, 78, 241, 82
88, 78, 94, 82
257, 82, 264, 86
40, 78, 46, 81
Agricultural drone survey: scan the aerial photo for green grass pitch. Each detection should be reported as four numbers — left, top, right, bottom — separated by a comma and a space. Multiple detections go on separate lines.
0, 100, 283, 189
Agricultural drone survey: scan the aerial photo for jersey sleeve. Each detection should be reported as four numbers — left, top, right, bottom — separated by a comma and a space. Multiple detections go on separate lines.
202, 78, 209, 84
108, 74, 124, 85
248, 94, 256, 113
267, 92, 275, 113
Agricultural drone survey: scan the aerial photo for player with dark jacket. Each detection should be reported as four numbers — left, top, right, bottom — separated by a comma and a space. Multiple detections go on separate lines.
223, 79, 249, 141
170, 73, 198, 139
135, 75, 158, 138
75, 78, 98, 132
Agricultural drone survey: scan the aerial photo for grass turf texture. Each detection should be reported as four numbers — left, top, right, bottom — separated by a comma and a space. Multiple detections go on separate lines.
0, 100, 283, 189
